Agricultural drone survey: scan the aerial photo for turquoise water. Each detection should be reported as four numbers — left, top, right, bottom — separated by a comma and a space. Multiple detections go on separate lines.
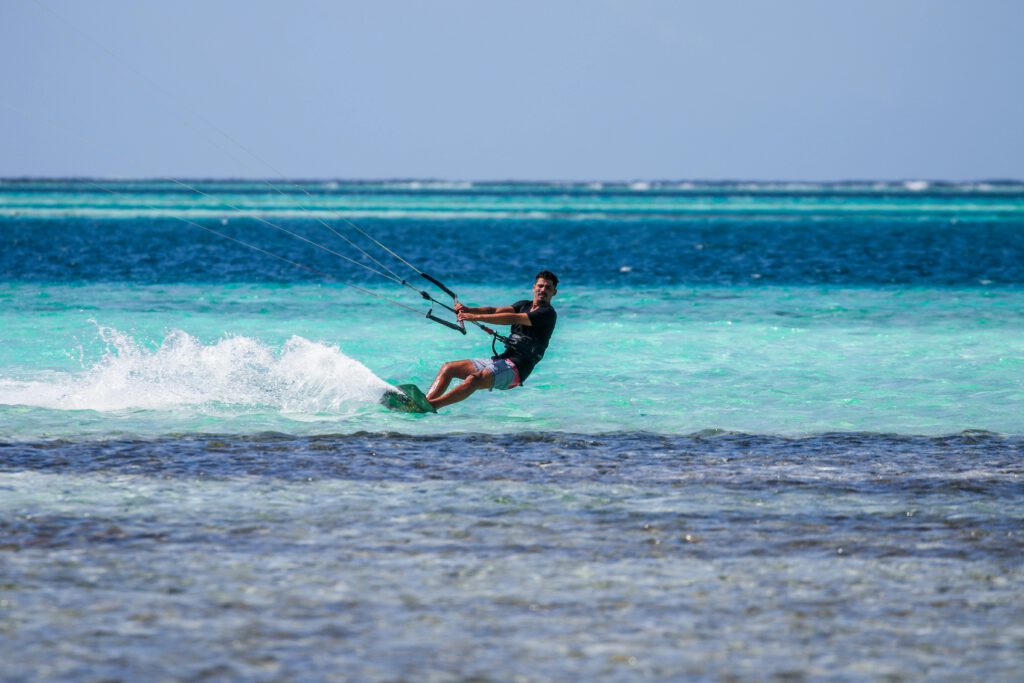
2, 180, 1023, 681
1, 282, 1022, 438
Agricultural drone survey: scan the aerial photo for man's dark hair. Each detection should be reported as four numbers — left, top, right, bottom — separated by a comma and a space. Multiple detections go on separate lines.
535, 270, 559, 288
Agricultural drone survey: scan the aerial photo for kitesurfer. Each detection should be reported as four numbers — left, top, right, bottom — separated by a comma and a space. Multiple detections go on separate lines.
426, 271, 559, 409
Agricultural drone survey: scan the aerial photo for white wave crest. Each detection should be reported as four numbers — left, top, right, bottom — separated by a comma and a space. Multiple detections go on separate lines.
0, 327, 392, 415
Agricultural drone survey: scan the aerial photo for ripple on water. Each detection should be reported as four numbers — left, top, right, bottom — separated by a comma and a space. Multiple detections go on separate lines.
1, 430, 1022, 680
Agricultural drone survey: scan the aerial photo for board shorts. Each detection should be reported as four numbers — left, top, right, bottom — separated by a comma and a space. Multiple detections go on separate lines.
471, 357, 521, 391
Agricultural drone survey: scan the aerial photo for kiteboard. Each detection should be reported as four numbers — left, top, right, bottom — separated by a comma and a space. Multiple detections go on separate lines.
380, 383, 436, 414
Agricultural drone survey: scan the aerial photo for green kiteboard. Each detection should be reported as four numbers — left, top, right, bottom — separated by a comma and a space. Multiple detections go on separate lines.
380, 383, 437, 414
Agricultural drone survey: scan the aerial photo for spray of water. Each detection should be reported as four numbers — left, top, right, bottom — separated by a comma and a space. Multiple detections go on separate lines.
0, 325, 392, 415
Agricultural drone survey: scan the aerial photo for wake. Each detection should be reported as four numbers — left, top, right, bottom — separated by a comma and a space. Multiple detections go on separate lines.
0, 326, 392, 415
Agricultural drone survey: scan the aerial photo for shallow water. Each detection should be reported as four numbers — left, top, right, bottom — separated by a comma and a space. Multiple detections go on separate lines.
3, 431, 1022, 681
2, 180, 1023, 680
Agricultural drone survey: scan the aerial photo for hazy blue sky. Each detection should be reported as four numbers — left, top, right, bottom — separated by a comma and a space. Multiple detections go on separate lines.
2, 0, 1022, 181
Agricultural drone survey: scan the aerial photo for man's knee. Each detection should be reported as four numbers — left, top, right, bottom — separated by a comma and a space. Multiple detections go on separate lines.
441, 360, 474, 377
440, 361, 465, 379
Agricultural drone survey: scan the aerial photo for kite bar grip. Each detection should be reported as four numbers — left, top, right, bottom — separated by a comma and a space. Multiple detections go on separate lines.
427, 312, 467, 334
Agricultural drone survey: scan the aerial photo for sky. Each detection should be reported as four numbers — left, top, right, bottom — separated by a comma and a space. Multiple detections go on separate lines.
2, 0, 1022, 181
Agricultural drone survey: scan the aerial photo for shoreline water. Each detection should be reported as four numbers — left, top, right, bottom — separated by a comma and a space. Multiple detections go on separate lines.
3, 428, 1022, 682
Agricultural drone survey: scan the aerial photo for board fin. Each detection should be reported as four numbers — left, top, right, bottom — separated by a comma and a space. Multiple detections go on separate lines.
380, 383, 437, 414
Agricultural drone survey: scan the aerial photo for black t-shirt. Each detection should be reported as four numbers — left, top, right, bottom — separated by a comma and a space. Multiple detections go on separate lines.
494, 299, 557, 383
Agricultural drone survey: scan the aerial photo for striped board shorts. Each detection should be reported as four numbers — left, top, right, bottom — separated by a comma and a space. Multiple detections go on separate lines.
471, 357, 521, 391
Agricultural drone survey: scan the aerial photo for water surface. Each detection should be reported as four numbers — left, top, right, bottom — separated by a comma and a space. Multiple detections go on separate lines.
2, 179, 1022, 681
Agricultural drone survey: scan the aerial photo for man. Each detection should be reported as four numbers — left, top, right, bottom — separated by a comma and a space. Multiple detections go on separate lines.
426, 271, 559, 410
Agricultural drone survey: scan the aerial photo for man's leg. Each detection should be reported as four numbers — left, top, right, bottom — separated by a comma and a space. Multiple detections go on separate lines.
427, 359, 476, 400
426, 360, 495, 409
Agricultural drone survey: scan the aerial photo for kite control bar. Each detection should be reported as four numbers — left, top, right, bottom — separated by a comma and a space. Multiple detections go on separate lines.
418, 272, 511, 354
419, 272, 467, 334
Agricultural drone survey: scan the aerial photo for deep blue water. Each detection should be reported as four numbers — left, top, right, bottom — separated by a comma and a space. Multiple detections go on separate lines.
3, 179, 1024, 286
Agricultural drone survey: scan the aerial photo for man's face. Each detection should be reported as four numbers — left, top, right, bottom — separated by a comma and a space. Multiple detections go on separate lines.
533, 277, 557, 305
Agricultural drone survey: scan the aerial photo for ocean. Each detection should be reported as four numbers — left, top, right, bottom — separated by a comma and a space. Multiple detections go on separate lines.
1, 179, 1022, 681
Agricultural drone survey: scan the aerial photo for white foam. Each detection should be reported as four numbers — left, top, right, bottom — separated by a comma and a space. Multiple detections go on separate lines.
0, 326, 392, 415
903, 180, 930, 192
384, 180, 474, 191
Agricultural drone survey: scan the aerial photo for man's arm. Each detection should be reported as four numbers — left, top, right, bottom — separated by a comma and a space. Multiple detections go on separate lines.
455, 302, 531, 326
458, 310, 531, 326
455, 303, 515, 315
